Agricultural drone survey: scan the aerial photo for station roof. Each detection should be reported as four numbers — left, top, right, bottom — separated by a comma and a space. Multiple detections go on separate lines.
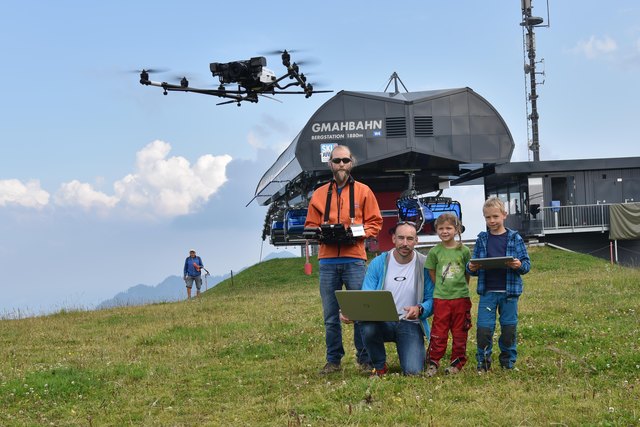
493, 156, 640, 174
255, 87, 515, 206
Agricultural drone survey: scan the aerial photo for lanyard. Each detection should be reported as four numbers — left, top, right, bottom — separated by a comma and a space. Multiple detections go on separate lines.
323, 177, 355, 224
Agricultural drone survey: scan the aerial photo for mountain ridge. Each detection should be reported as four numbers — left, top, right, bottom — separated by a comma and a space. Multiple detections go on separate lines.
96, 250, 298, 309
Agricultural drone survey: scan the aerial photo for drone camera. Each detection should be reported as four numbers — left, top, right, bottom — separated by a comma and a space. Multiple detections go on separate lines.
210, 56, 268, 84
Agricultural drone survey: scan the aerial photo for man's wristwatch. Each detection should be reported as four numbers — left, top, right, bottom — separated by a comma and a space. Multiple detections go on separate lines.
417, 305, 424, 316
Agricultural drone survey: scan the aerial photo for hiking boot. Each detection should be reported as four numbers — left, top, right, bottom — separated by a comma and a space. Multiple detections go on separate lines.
444, 365, 460, 375
369, 363, 388, 378
319, 362, 341, 375
425, 362, 438, 377
477, 366, 491, 374
477, 361, 492, 373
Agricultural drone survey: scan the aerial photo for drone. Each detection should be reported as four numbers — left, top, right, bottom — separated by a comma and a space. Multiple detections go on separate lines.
138, 50, 331, 106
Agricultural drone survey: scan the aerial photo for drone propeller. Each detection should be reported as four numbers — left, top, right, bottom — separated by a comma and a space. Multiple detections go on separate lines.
260, 49, 303, 56
305, 78, 330, 88
292, 59, 319, 67
130, 68, 169, 74
216, 93, 246, 106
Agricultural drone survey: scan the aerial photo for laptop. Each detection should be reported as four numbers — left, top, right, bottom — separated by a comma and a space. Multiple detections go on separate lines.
335, 290, 399, 322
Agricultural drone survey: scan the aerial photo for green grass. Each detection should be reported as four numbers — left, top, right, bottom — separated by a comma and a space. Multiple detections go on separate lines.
1, 246, 639, 426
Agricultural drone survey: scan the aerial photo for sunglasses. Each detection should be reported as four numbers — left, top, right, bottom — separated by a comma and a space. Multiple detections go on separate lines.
330, 157, 352, 164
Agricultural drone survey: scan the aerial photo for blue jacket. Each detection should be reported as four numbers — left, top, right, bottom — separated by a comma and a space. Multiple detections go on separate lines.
466, 228, 531, 297
184, 256, 204, 277
362, 250, 434, 337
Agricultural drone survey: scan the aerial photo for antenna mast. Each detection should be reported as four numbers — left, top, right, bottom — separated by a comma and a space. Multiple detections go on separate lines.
384, 72, 409, 95
521, 0, 549, 162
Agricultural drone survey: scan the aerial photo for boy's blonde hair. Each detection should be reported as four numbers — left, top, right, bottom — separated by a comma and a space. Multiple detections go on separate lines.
434, 213, 464, 247
483, 196, 507, 214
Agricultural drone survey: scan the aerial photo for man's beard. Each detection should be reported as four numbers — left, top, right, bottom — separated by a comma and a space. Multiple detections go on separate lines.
334, 169, 350, 183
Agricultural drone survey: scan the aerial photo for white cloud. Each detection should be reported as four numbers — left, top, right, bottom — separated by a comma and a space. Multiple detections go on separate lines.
0, 179, 50, 208
54, 180, 118, 210
16, 140, 236, 218
573, 35, 618, 59
112, 140, 232, 217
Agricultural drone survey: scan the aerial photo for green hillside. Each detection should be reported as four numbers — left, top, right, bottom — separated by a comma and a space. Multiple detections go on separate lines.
1, 246, 639, 426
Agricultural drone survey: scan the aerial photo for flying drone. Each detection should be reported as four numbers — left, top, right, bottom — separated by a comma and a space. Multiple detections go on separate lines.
138, 50, 331, 106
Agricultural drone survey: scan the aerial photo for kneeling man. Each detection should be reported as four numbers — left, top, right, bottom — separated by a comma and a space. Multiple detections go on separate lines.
342, 221, 434, 376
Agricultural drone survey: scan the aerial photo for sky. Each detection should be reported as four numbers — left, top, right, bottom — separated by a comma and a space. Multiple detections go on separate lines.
1, 1, 638, 316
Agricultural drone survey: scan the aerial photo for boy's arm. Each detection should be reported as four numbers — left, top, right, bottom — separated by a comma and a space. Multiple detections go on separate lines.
428, 269, 436, 284
515, 237, 531, 275
466, 241, 481, 276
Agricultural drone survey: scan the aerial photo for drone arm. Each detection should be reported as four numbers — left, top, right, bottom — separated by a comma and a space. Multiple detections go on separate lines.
141, 79, 251, 99
141, 79, 182, 91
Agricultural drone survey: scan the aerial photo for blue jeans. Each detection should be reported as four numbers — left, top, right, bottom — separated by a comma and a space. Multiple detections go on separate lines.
361, 320, 425, 375
476, 292, 519, 369
319, 260, 369, 364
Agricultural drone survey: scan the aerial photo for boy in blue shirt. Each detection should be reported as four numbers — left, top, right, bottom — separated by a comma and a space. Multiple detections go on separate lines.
467, 197, 530, 371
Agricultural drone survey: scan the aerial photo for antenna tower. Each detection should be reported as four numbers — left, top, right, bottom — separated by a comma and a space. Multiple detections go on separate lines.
521, 0, 549, 162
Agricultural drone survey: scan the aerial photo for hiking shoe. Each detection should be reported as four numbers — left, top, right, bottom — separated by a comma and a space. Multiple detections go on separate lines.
358, 362, 374, 373
444, 365, 460, 375
370, 364, 388, 378
319, 362, 341, 375
477, 366, 491, 374
425, 363, 438, 377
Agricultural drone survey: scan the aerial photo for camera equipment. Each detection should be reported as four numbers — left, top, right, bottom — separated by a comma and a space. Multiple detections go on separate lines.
303, 224, 357, 245
210, 56, 275, 85
302, 227, 321, 240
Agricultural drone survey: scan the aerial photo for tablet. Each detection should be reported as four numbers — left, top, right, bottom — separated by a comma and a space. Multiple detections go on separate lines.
469, 256, 515, 270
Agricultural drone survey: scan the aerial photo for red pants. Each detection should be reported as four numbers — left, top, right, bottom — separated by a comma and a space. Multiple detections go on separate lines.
428, 297, 472, 368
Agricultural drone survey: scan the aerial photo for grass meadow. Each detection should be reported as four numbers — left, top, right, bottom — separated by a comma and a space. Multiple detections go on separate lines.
0, 246, 639, 426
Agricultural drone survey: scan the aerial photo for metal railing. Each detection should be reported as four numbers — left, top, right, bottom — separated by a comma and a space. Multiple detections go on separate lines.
540, 203, 611, 234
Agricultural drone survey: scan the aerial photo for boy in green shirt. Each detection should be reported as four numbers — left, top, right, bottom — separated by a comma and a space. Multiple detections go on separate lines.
425, 213, 471, 376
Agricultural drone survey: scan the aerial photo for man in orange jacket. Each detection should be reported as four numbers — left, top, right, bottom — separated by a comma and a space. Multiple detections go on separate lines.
305, 144, 383, 374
